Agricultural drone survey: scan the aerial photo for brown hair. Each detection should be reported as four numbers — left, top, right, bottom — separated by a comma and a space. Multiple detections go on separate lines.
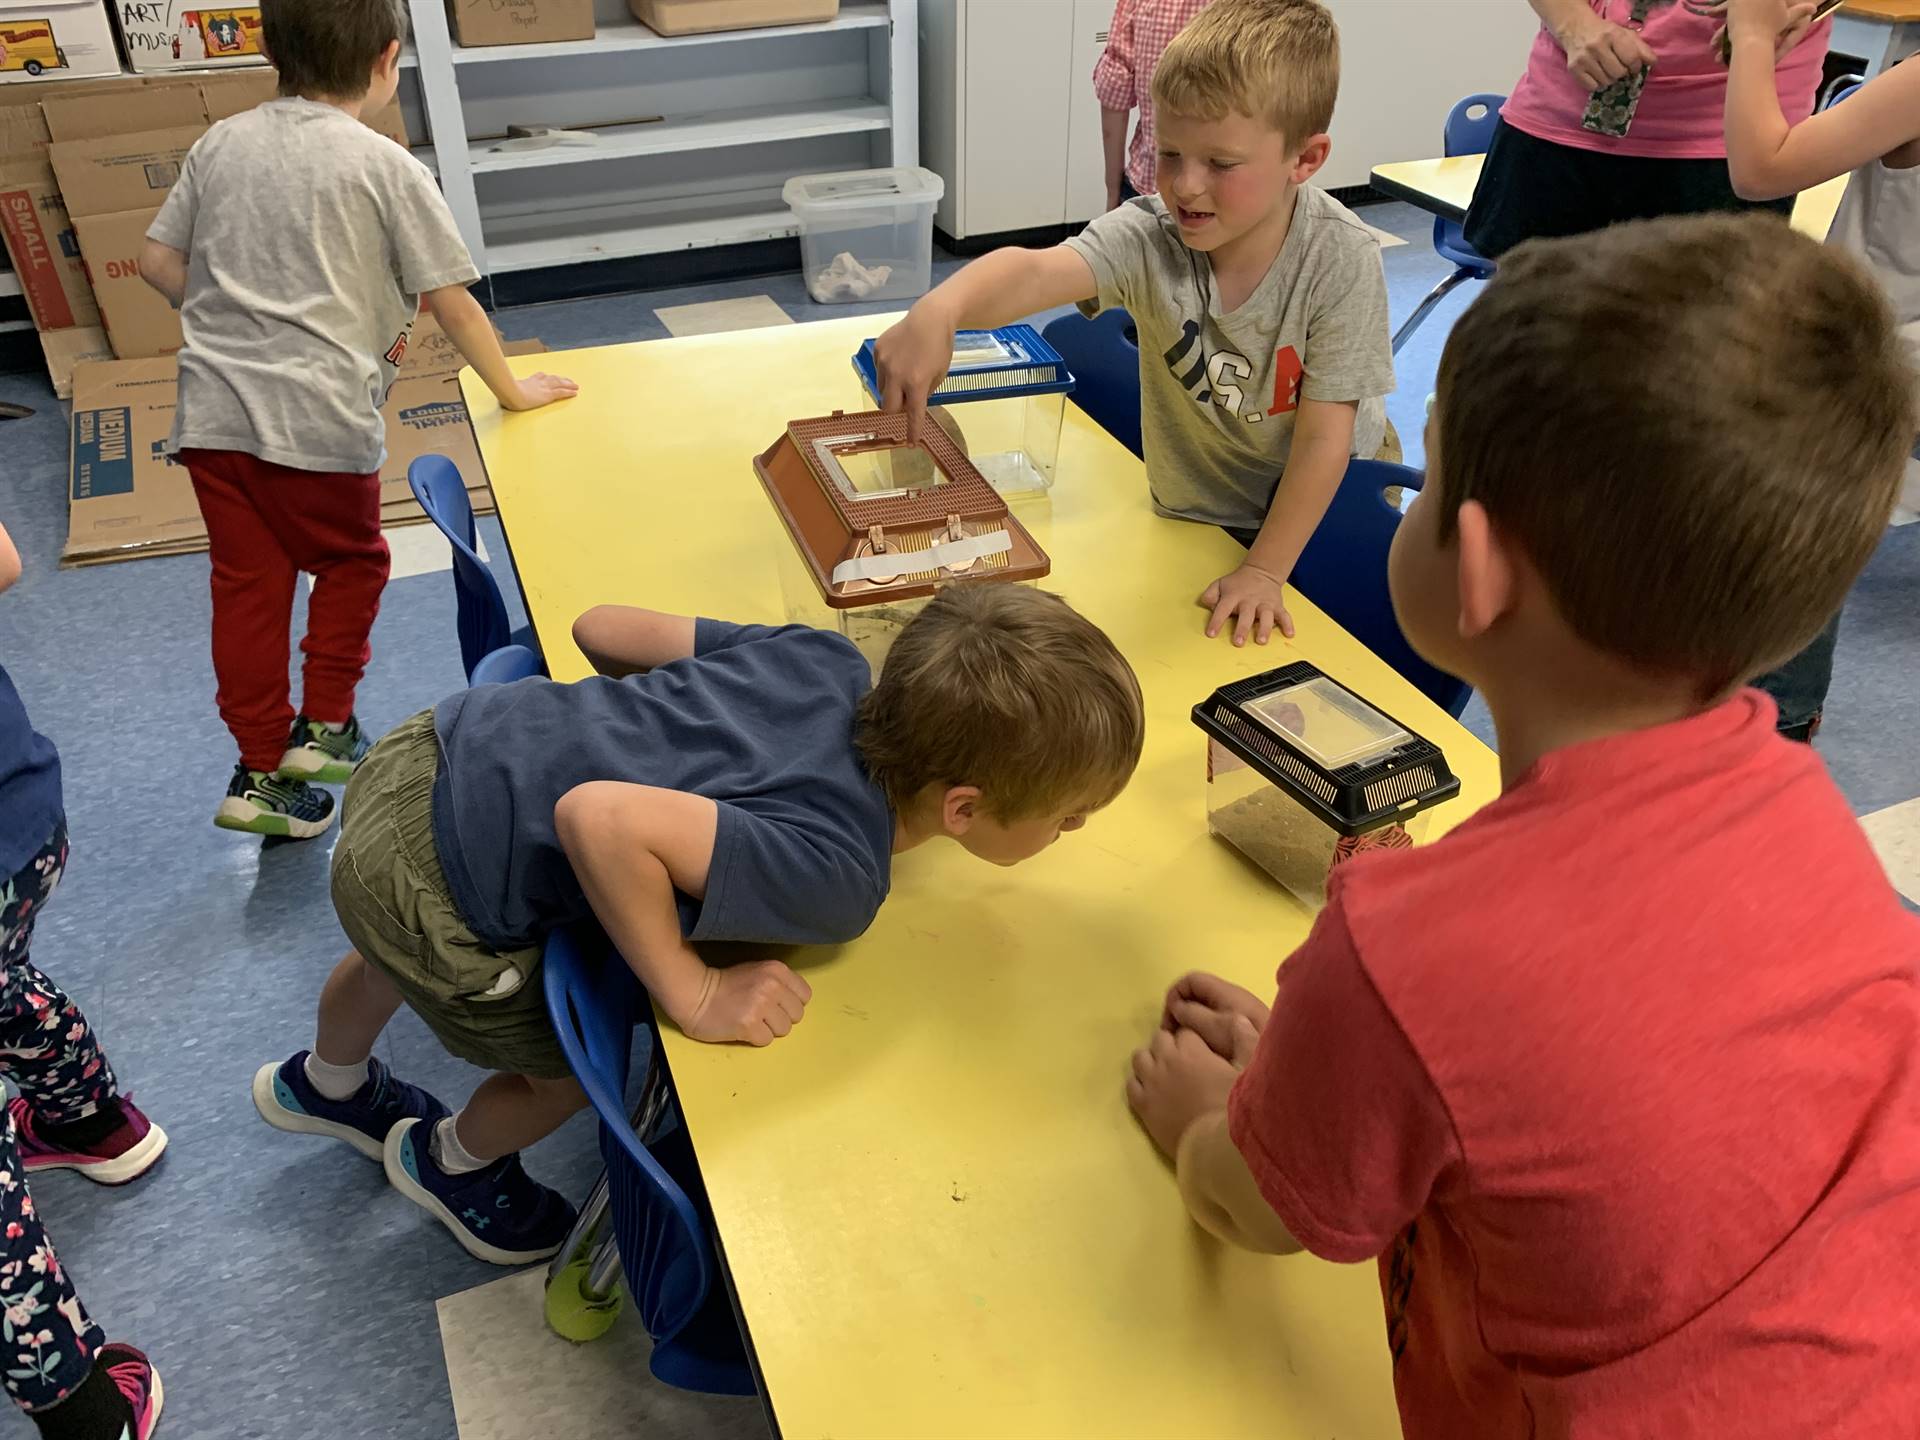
261, 0, 407, 100
1152, 0, 1340, 146
1434, 213, 1916, 698
856, 585, 1145, 819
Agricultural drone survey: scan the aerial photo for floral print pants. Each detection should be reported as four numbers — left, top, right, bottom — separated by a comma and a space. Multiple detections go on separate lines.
0, 823, 113, 1412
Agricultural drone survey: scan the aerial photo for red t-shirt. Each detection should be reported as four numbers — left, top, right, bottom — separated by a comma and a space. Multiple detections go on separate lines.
1229, 692, 1920, 1439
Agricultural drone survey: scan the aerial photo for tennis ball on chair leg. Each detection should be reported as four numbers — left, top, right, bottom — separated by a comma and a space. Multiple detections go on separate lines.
544, 1254, 623, 1343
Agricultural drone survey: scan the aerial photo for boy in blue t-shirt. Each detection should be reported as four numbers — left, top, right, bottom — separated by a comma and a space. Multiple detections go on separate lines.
254, 584, 1146, 1264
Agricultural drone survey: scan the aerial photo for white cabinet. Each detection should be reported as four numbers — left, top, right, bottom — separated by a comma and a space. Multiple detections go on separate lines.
921, 0, 1110, 241
404, 0, 919, 277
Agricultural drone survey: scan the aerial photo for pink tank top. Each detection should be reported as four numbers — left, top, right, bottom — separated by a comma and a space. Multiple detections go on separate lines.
1501, 2, 1829, 159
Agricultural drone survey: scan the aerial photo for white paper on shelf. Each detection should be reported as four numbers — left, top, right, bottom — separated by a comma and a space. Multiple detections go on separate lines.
831, 530, 1012, 586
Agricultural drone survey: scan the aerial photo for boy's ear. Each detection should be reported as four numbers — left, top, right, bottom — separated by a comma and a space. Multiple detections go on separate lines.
941, 785, 982, 837
377, 38, 402, 77
1454, 499, 1516, 641
1289, 133, 1332, 186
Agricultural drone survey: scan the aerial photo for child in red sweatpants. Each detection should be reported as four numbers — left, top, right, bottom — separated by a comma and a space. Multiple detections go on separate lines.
138, 0, 576, 839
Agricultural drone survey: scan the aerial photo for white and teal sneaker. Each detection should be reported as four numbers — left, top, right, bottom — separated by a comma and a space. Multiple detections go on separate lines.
277, 714, 371, 785
214, 764, 336, 839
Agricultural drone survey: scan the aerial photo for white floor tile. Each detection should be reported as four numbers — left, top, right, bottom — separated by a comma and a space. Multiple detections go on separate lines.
439, 1268, 767, 1440
302, 522, 485, 589
655, 295, 794, 337
1860, 796, 1920, 904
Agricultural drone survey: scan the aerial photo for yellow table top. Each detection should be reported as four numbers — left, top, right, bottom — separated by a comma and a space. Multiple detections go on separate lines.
465, 317, 1501, 1439
1371, 152, 1848, 240
1840, 0, 1920, 22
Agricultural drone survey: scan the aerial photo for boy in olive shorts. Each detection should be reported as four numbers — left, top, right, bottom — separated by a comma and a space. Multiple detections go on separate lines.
253, 586, 1145, 1263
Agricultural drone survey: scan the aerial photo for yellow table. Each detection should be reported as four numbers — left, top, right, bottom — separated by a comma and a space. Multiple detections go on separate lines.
1370, 153, 1848, 241
465, 317, 1500, 1439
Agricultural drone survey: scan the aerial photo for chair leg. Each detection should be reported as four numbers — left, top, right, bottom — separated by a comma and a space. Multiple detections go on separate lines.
547, 1169, 613, 1284
1391, 268, 1476, 356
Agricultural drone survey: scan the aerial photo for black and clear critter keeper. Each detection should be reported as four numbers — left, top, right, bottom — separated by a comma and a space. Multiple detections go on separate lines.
1193, 662, 1460, 909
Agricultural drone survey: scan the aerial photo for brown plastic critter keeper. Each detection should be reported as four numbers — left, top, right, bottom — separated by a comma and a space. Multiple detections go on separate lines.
753, 409, 1051, 669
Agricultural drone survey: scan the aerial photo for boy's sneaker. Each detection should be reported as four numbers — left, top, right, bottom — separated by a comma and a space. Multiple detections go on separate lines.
214, 764, 336, 839
10, 1097, 167, 1186
100, 1343, 164, 1439
385, 1117, 578, 1266
252, 1052, 449, 1162
277, 714, 371, 785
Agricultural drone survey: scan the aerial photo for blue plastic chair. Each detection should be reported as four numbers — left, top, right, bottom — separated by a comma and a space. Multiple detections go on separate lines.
543, 927, 755, 1396
1392, 94, 1504, 355
1040, 307, 1144, 458
468, 643, 542, 687
1293, 460, 1472, 718
1826, 77, 1863, 108
406, 455, 542, 681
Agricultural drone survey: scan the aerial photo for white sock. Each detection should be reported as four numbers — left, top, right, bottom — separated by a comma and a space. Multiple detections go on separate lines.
304, 1052, 369, 1101
430, 1114, 490, 1175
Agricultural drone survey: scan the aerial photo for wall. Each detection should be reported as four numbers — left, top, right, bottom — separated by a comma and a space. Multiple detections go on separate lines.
1322, 0, 1542, 188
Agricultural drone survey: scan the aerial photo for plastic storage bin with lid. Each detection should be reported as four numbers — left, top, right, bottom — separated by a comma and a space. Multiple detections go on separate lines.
852, 325, 1074, 498
1193, 662, 1459, 911
784, 167, 945, 306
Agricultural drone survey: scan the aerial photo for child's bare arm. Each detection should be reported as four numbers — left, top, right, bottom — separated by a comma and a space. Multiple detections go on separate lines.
554, 782, 812, 1046
1201, 398, 1357, 647
424, 284, 580, 413
872, 246, 1098, 432
571, 606, 696, 678
1176, 1111, 1305, 1255
0, 520, 21, 595
1724, 0, 1920, 197
137, 240, 187, 308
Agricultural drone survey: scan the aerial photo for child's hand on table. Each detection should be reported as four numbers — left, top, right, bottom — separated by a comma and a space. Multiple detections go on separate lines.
678, 958, 812, 1047
872, 306, 956, 438
1200, 562, 1293, 646
501, 372, 580, 412
1127, 1026, 1241, 1160
1160, 971, 1267, 1064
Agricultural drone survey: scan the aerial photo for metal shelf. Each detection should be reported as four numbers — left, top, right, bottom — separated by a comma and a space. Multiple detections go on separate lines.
485, 199, 800, 273
401, 1, 889, 68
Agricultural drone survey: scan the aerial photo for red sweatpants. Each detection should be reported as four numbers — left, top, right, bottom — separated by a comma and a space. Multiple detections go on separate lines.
183, 449, 391, 773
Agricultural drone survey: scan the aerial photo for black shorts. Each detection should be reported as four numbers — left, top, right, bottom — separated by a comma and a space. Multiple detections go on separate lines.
1462, 118, 1794, 259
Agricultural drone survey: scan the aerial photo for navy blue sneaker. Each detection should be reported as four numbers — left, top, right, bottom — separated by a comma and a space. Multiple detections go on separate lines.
252, 1052, 449, 1162
277, 714, 372, 785
215, 764, 336, 839
384, 1118, 579, 1266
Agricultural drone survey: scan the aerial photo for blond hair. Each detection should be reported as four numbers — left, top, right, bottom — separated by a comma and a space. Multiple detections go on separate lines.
1152, 0, 1340, 146
1435, 213, 1917, 699
855, 585, 1145, 819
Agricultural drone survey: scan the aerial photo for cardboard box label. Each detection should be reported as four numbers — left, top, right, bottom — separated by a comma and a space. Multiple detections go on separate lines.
72, 403, 136, 498
0, 1, 126, 84
450, 0, 596, 47
0, 166, 94, 328
115, 3, 267, 72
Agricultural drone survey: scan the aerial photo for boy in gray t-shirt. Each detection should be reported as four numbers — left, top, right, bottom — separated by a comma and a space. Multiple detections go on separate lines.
874, 0, 1394, 648
136, 0, 578, 842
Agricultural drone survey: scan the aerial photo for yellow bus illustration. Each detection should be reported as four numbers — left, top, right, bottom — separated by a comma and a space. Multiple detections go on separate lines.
0, 20, 66, 76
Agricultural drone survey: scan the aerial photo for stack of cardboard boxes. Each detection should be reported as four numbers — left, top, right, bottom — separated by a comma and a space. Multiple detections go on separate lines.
0, 68, 543, 566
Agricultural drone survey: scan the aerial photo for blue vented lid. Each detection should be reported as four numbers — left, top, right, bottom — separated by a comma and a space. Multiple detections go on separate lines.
853, 324, 1075, 406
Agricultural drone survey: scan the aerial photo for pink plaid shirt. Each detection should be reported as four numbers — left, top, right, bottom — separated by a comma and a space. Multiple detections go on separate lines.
1093, 0, 1212, 197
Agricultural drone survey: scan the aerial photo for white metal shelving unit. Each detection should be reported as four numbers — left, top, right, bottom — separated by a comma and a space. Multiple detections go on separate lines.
403, 0, 918, 280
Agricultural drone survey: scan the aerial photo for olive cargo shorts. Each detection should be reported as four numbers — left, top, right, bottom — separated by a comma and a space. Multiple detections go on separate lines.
330, 711, 568, 1079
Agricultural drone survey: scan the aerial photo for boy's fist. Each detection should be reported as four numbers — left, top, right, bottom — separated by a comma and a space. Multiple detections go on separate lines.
872, 307, 955, 438
679, 959, 812, 1047
1160, 971, 1268, 1067
503, 372, 580, 411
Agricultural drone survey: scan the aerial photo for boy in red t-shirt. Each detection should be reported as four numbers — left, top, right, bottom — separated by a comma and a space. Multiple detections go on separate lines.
1126, 213, 1920, 1439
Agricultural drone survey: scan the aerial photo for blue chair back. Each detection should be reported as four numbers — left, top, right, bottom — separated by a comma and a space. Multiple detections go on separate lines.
469, 643, 542, 687
1435, 94, 1504, 273
543, 928, 754, 1396
1826, 78, 1863, 109
1040, 308, 1143, 458
1292, 460, 1472, 718
407, 455, 514, 680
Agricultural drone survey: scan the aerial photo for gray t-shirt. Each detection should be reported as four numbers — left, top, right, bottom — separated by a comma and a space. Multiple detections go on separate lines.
1064, 185, 1395, 530
1829, 155, 1920, 380
148, 98, 480, 474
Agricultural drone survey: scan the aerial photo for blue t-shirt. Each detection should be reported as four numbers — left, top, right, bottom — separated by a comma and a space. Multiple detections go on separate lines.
0, 662, 62, 879
430, 620, 895, 952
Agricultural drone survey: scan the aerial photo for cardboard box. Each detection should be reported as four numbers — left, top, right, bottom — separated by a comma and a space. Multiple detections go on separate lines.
40, 319, 109, 396
113, 3, 267, 73
447, 0, 595, 48
0, 1, 125, 84
66, 325, 551, 565
50, 119, 198, 356
41, 82, 204, 141
630, 0, 837, 38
